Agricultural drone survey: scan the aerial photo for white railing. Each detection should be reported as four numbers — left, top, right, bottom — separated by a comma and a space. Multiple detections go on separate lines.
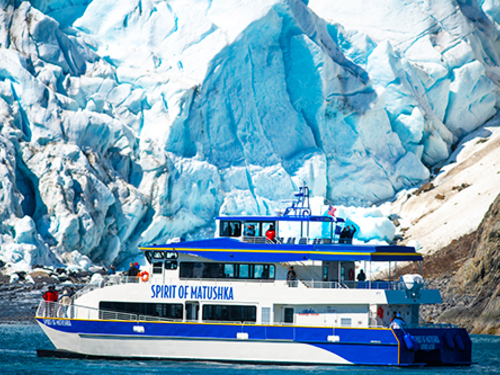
35, 301, 455, 331
301, 279, 426, 291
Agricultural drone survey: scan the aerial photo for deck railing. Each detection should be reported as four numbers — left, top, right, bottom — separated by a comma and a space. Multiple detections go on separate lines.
35, 301, 455, 329
73, 274, 427, 302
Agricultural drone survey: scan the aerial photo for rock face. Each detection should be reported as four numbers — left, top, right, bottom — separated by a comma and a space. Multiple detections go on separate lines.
437, 192, 500, 334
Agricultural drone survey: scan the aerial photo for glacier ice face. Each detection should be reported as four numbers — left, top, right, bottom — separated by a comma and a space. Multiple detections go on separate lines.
0, 0, 499, 272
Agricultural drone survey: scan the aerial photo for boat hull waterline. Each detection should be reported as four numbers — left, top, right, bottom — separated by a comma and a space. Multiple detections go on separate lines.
36, 317, 471, 366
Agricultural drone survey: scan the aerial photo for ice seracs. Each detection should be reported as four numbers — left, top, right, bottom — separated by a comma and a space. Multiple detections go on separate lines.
0, 0, 499, 273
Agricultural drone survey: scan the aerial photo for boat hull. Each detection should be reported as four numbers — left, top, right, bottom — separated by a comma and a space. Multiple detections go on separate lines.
35, 317, 471, 366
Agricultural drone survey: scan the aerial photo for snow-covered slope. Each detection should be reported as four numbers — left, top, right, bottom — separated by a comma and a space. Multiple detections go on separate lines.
393, 114, 500, 255
0, 0, 499, 272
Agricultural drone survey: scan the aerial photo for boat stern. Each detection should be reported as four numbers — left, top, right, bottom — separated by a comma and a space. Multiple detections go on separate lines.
395, 326, 472, 366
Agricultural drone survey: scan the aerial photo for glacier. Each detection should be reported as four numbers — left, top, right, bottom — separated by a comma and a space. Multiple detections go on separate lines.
0, 0, 499, 273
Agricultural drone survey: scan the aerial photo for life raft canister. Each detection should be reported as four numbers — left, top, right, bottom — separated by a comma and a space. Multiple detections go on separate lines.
377, 306, 384, 319
348, 269, 355, 280
444, 333, 455, 350
454, 334, 465, 351
139, 271, 149, 282
404, 334, 419, 351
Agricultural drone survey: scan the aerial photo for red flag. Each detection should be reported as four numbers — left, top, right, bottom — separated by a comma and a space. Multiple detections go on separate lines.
327, 205, 336, 217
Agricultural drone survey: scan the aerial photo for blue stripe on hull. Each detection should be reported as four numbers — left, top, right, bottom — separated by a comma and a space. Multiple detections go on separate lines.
37, 318, 471, 366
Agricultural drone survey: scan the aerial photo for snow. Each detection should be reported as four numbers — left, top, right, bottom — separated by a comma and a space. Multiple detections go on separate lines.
0, 0, 500, 274
393, 114, 500, 255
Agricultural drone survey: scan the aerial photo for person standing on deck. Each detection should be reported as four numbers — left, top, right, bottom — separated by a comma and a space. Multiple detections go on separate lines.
265, 224, 276, 243
287, 266, 297, 287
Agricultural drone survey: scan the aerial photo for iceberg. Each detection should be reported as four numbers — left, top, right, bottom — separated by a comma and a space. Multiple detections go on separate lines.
0, 0, 499, 272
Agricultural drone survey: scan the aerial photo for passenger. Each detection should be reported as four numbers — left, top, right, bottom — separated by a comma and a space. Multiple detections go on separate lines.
134, 262, 141, 281
346, 225, 357, 244
127, 262, 140, 282
47, 286, 59, 317
107, 265, 115, 276
42, 286, 55, 317
287, 266, 297, 287
246, 225, 256, 236
390, 312, 406, 329
357, 269, 366, 282
230, 223, 241, 237
339, 227, 349, 244
265, 224, 276, 243
390, 311, 397, 322
58, 288, 72, 317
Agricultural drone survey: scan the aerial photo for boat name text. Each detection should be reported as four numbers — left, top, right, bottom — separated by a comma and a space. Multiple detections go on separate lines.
151, 285, 234, 300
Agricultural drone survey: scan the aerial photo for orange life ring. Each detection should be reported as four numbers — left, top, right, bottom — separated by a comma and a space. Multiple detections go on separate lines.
377, 306, 384, 319
348, 269, 355, 280
140, 271, 149, 282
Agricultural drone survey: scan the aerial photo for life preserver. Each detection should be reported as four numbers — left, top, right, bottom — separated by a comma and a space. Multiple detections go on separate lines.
348, 269, 355, 280
140, 271, 149, 282
377, 306, 384, 319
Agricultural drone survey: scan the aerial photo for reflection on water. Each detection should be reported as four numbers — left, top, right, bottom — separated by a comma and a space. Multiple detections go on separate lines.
0, 324, 499, 375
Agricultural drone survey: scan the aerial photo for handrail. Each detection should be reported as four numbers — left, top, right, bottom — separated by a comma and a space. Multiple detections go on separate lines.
35, 301, 457, 330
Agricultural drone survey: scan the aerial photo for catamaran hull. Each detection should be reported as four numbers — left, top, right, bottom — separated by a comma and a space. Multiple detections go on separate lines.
36, 318, 472, 366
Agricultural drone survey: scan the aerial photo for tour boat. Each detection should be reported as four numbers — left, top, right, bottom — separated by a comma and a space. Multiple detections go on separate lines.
36, 186, 472, 366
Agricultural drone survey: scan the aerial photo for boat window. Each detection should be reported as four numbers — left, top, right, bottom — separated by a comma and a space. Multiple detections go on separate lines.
152, 262, 163, 274
220, 221, 242, 237
239, 264, 250, 278
244, 222, 260, 237
179, 262, 194, 278
165, 251, 178, 259
224, 264, 236, 278
341, 318, 352, 327
262, 222, 275, 235
165, 261, 178, 270
152, 251, 165, 259
202, 305, 257, 323
180, 262, 275, 280
262, 307, 271, 324
99, 301, 183, 320
253, 264, 273, 279
145, 251, 152, 263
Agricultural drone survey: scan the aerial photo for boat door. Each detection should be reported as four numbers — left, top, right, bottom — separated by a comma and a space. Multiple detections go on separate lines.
185, 301, 200, 322
324, 307, 337, 326
284, 307, 294, 324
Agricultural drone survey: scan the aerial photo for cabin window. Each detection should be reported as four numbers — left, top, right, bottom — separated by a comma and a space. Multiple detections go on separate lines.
224, 264, 236, 278
202, 305, 257, 323
152, 262, 163, 274
164, 261, 178, 270
99, 302, 183, 320
244, 222, 260, 237
220, 221, 242, 237
262, 307, 271, 324
145, 251, 178, 264
239, 264, 250, 278
152, 251, 164, 259
341, 318, 352, 327
180, 262, 275, 280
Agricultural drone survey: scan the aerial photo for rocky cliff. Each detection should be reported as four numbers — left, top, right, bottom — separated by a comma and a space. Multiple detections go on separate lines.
435, 192, 500, 334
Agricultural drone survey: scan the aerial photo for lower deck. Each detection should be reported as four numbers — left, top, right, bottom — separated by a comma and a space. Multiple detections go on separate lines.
35, 309, 472, 366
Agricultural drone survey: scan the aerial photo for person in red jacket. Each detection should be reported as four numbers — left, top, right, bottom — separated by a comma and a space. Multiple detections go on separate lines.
42, 285, 59, 316
265, 224, 276, 243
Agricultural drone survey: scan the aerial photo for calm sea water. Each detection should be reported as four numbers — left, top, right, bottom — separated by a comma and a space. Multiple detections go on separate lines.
1, 323, 499, 375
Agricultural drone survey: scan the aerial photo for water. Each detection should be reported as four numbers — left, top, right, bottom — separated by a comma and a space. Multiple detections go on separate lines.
1, 323, 500, 375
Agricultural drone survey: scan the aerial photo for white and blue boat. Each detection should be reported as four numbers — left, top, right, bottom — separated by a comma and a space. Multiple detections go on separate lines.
36, 186, 472, 366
